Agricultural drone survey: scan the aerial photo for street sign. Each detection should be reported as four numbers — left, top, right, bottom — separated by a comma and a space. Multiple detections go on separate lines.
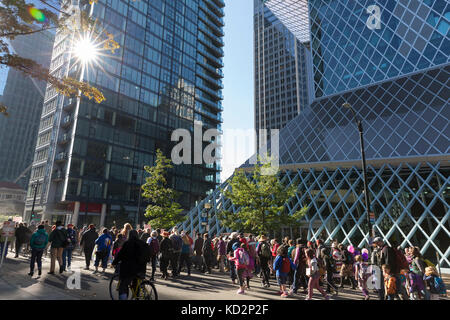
369, 212, 376, 223
1, 221, 15, 238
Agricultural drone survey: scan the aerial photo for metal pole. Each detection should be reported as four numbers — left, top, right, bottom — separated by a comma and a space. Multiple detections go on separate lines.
30, 182, 38, 223
136, 169, 144, 228
0, 237, 8, 269
84, 185, 89, 227
357, 120, 372, 239
436, 251, 442, 279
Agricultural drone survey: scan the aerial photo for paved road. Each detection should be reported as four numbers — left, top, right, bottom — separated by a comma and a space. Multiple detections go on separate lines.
0, 251, 448, 300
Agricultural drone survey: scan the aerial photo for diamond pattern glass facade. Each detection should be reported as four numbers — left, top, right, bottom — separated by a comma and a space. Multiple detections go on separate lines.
181, 1, 450, 271
310, 0, 450, 98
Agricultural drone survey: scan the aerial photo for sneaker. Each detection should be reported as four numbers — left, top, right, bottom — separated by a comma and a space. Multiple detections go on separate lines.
232, 279, 236, 284
281, 293, 289, 298
38, 270, 42, 276
304, 297, 312, 300
237, 289, 245, 295
364, 296, 370, 300
84, 267, 89, 270
28, 272, 33, 277
288, 289, 294, 295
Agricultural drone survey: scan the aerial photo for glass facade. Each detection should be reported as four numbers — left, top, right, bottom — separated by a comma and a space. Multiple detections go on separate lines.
254, 0, 312, 149
182, 1, 450, 271
25, 0, 224, 226
309, 0, 450, 97
0, 31, 54, 189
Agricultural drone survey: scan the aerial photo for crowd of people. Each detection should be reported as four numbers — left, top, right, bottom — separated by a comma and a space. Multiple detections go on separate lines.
0, 219, 447, 300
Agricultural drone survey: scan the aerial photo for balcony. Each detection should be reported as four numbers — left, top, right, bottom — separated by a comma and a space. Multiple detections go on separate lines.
211, 0, 225, 8
196, 80, 223, 100
196, 94, 223, 112
61, 115, 72, 128
195, 105, 222, 123
197, 67, 224, 89
198, 32, 224, 57
55, 152, 68, 162
197, 56, 224, 78
199, 1, 224, 27
198, 10, 224, 37
198, 23, 224, 48
205, 0, 225, 18
58, 133, 70, 145
198, 44, 224, 68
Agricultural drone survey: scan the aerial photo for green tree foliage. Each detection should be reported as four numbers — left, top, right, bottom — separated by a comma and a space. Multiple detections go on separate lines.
142, 149, 184, 230
0, 0, 123, 114
218, 159, 308, 235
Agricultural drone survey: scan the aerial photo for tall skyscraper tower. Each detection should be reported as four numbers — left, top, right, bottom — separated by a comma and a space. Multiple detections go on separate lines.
253, 0, 312, 149
0, 30, 55, 189
24, 0, 225, 227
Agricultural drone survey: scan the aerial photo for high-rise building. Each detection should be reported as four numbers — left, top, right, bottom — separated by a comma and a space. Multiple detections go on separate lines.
0, 31, 55, 189
180, 0, 449, 271
24, 0, 225, 227
253, 0, 312, 149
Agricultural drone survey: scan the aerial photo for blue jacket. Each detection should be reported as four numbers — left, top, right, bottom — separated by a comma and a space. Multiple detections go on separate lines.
95, 234, 112, 252
273, 255, 296, 277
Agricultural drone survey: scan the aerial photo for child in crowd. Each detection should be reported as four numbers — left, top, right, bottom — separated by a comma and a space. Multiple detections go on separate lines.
382, 265, 396, 300
273, 245, 295, 298
229, 242, 250, 295
354, 255, 370, 300
424, 266, 446, 300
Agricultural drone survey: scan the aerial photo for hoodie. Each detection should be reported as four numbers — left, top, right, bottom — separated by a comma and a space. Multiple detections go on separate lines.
30, 229, 49, 250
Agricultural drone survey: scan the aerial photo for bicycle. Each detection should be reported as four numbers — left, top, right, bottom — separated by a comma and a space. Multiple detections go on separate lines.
109, 267, 158, 300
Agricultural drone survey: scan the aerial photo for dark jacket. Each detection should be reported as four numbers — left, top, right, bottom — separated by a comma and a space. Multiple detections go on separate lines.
227, 238, 240, 256
112, 237, 147, 278
15, 226, 29, 243
194, 238, 204, 255
80, 229, 98, 249
140, 232, 151, 243
66, 228, 77, 250
202, 238, 213, 257
379, 244, 397, 273
48, 227, 68, 249
160, 237, 173, 257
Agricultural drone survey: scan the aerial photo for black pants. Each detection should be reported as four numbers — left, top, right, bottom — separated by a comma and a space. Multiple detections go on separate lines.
259, 257, 271, 285
202, 255, 212, 273
150, 256, 157, 279
160, 255, 171, 277
178, 253, 191, 274
30, 248, 44, 272
170, 251, 180, 275
84, 246, 94, 267
326, 270, 338, 292
15, 240, 23, 256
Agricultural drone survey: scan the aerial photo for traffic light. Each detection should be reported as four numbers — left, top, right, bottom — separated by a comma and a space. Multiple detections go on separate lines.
31, 211, 35, 219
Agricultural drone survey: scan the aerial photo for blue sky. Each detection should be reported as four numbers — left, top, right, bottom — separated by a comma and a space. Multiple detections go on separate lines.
220, 0, 255, 180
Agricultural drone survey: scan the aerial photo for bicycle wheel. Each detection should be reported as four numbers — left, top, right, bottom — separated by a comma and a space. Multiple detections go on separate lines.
135, 280, 158, 300
109, 273, 130, 300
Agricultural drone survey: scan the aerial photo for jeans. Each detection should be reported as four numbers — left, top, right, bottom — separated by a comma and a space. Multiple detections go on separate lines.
30, 248, 44, 272
62, 248, 73, 269
0, 242, 9, 257
170, 251, 181, 275
292, 265, 307, 292
160, 254, 171, 277
14, 240, 23, 256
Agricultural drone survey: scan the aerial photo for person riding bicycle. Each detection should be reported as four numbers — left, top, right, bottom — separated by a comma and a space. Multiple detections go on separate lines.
112, 229, 150, 300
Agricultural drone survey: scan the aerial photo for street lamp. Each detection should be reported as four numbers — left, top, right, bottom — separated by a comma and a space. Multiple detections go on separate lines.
342, 102, 373, 242
203, 201, 212, 234
29, 180, 40, 223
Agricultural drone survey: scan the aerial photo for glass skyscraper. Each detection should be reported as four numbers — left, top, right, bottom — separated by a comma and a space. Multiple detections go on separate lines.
180, 0, 449, 271
24, 0, 224, 227
0, 31, 55, 189
254, 0, 312, 149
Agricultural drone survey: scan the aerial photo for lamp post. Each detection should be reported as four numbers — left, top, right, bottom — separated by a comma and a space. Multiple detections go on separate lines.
29, 181, 39, 223
342, 102, 373, 241
203, 202, 212, 234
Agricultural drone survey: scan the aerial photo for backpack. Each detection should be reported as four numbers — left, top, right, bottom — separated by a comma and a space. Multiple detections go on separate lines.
344, 251, 354, 265
148, 238, 160, 257
139, 242, 152, 265
281, 257, 291, 273
33, 233, 46, 247
434, 276, 446, 295
171, 235, 182, 251
260, 242, 271, 259
238, 250, 249, 266
394, 248, 409, 270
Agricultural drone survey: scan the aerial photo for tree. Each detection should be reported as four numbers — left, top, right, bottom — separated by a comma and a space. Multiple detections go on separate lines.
142, 149, 184, 230
217, 158, 308, 235
0, 0, 121, 114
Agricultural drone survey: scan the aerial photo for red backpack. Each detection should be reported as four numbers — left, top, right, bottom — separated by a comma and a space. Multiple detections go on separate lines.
281, 257, 291, 273
394, 248, 409, 270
